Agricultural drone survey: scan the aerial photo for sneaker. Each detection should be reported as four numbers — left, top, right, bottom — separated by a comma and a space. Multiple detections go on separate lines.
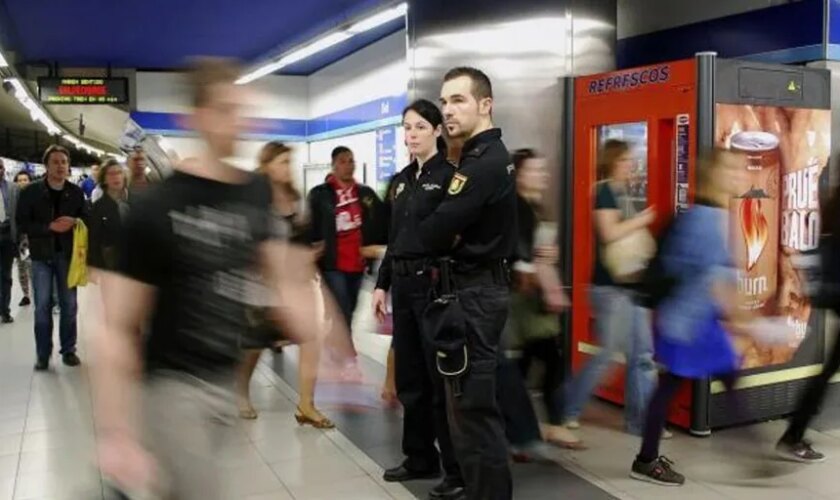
62, 353, 81, 367
18, 297, 30, 307
565, 419, 580, 429
34, 358, 49, 371
630, 456, 685, 486
775, 440, 825, 463
662, 429, 674, 440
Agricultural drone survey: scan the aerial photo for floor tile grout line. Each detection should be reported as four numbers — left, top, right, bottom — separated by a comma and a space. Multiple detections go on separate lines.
256, 360, 407, 499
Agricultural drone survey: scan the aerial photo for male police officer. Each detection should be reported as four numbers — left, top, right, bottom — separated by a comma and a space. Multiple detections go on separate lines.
418, 67, 516, 500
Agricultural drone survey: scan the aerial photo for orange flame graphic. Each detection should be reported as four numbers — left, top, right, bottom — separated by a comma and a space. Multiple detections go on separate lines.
740, 197, 768, 270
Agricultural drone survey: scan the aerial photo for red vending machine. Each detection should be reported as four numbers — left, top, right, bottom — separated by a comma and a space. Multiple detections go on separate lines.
567, 53, 832, 434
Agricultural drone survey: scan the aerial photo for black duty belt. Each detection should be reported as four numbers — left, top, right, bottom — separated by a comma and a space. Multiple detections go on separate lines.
393, 258, 433, 276
431, 258, 511, 289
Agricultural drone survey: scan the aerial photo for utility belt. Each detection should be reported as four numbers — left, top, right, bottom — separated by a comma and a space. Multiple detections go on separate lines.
422, 258, 510, 397
392, 257, 434, 277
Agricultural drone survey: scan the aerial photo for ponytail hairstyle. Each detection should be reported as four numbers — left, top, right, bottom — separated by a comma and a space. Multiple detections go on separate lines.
402, 99, 447, 154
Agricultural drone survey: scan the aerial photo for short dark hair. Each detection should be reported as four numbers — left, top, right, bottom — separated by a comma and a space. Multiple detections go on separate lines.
331, 146, 352, 163
13, 170, 32, 183
443, 67, 493, 100
186, 57, 242, 108
42, 144, 70, 166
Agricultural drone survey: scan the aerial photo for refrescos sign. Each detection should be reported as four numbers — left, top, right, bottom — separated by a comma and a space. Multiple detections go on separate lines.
586, 65, 671, 94
716, 104, 831, 369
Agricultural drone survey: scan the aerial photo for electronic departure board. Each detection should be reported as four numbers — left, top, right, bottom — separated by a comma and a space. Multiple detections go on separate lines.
38, 77, 129, 105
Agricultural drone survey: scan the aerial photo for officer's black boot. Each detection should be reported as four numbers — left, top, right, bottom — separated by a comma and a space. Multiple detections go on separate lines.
429, 477, 466, 500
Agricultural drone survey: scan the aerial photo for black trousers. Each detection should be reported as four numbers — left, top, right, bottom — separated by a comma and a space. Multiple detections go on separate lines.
444, 285, 512, 500
783, 326, 840, 443
391, 272, 460, 480
0, 238, 15, 316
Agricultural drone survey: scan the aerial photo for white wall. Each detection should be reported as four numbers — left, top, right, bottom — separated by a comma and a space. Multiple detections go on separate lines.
136, 72, 309, 119
618, 0, 793, 38
308, 30, 408, 118
163, 137, 308, 186
309, 132, 376, 184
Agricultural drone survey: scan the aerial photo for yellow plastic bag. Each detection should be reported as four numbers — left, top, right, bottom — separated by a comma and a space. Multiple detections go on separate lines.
68, 220, 88, 288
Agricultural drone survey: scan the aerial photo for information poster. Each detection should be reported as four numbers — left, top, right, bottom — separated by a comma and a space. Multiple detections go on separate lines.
716, 104, 831, 369
376, 127, 396, 186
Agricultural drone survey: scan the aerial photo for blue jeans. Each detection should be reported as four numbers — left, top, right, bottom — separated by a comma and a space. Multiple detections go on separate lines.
32, 256, 78, 360
322, 271, 363, 334
565, 286, 656, 434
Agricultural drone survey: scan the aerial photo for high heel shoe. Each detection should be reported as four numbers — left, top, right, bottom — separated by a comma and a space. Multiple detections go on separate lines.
294, 406, 335, 429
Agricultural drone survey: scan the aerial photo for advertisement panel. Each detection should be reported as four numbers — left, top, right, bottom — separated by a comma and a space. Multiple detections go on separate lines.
716, 104, 831, 369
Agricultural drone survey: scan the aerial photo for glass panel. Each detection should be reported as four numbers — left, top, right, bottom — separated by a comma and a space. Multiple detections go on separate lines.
597, 122, 649, 212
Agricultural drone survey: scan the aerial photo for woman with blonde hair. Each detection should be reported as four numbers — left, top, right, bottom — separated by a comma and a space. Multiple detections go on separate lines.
237, 141, 334, 428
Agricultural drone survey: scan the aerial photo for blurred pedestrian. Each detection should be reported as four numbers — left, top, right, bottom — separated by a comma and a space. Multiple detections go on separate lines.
127, 147, 150, 196
0, 159, 16, 324
507, 148, 581, 449
238, 141, 334, 429
308, 146, 386, 380
564, 139, 658, 436
81, 164, 99, 200
88, 159, 128, 273
12, 170, 32, 306
774, 182, 840, 463
91, 58, 345, 499
630, 149, 760, 486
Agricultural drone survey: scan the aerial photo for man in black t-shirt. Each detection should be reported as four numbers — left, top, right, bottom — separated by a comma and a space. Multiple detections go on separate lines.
91, 59, 338, 499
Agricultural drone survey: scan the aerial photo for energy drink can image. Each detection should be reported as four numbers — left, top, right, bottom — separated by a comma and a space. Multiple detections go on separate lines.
729, 131, 780, 315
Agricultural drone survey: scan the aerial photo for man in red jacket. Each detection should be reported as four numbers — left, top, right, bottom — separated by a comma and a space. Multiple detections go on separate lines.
308, 146, 386, 379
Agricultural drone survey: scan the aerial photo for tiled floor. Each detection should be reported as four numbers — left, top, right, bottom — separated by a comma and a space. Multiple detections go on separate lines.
3, 282, 840, 499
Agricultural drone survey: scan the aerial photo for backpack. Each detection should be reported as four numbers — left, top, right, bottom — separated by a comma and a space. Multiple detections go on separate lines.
638, 215, 681, 310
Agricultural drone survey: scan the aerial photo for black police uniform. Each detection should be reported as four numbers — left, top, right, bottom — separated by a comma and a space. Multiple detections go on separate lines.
418, 128, 516, 500
375, 152, 462, 487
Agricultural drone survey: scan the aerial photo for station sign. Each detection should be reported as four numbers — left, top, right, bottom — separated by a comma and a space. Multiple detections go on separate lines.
38, 77, 129, 105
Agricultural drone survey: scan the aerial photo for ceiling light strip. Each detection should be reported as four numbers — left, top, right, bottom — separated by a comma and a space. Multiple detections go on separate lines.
4, 76, 114, 157
237, 2, 407, 85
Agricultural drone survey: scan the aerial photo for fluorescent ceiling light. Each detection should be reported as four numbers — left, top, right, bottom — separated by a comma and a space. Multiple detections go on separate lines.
0, 51, 7, 68
237, 60, 287, 85
238, 2, 407, 84
347, 3, 407, 34
281, 32, 352, 65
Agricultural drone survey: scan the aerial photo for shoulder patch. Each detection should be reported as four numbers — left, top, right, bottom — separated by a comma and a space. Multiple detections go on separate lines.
463, 143, 489, 158
394, 182, 405, 198
448, 173, 468, 195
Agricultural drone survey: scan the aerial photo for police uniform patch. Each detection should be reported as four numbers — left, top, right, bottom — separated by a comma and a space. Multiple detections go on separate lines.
448, 173, 468, 195
395, 182, 405, 198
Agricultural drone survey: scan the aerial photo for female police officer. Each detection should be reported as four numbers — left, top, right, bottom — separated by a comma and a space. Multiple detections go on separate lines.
372, 99, 464, 500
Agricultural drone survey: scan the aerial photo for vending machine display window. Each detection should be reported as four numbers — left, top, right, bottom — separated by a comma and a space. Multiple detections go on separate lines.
597, 122, 649, 212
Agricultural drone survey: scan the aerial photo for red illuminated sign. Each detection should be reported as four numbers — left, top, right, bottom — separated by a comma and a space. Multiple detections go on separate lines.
38, 77, 128, 105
